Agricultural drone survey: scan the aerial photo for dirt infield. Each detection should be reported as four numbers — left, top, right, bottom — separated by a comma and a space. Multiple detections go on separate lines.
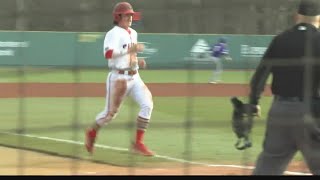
0, 83, 272, 97
0, 83, 311, 175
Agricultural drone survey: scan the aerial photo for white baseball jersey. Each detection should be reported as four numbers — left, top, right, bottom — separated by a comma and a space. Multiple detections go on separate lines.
103, 26, 139, 70
95, 25, 153, 125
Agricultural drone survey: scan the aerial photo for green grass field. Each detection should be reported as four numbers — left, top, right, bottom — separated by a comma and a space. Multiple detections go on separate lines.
0, 68, 304, 167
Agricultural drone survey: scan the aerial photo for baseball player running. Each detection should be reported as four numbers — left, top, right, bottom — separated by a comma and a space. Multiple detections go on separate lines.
208, 37, 232, 84
85, 2, 154, 156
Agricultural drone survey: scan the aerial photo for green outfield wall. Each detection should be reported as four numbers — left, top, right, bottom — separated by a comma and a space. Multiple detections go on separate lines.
0, 31, 273, 69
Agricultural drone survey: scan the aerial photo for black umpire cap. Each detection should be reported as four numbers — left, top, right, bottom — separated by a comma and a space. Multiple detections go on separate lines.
298, 0, 320, 16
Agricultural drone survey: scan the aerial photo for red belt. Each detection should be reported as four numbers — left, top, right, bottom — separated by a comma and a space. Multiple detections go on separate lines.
117, 70, 137, 75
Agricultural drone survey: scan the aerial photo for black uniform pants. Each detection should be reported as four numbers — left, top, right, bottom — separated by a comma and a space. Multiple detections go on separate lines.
252, 97, 320, 175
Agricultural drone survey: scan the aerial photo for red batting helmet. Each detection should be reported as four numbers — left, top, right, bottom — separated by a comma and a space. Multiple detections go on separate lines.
113, 2, 141, 22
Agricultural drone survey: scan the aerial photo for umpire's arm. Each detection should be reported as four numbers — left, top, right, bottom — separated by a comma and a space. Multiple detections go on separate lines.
249, 39, 275, 105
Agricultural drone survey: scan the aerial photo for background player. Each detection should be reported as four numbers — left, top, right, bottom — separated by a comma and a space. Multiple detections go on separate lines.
85, 1, 155, 156
208, 37, 232, 84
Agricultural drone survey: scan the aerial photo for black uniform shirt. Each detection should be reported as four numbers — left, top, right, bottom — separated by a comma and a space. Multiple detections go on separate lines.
249, 23, 320, 105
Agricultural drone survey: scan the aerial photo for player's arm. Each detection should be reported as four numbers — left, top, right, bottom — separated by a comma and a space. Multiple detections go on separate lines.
129, 32, 144, 54
221, 46, 232, 60
104, 43, 144, 60
222, 54, 232, 61
128, 43, 144, 54
105, 43, 144, 59
103, 32, 130, 60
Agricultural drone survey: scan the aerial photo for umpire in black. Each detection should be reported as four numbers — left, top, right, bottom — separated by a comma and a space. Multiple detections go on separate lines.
248, 0, 320, 175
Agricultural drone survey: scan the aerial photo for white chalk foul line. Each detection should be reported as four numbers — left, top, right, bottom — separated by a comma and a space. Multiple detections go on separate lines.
1, 131, 311, 175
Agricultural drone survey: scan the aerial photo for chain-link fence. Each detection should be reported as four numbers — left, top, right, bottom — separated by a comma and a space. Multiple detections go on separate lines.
0, 0, 315, 175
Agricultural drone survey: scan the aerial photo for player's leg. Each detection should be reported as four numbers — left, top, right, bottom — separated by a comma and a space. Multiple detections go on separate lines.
85, 73, 128, 153
128, 74, 154, 156
209, 57, 220, 83
214, 58, 223, 82
252, 100, 298, 175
